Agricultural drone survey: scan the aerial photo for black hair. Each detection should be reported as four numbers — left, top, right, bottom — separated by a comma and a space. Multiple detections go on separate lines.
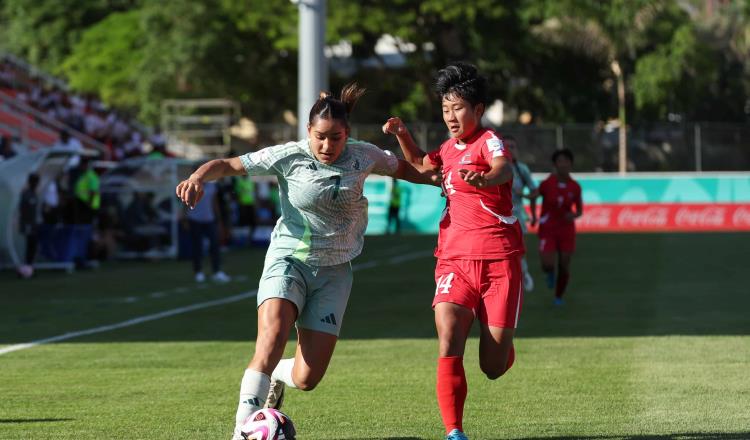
308, 82, 366, 128
27, 173, 40, 188
435, 62, 488, 107
552, 148, 574, 163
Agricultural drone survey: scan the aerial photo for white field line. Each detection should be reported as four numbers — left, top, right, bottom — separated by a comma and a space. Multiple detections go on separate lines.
0, 291, 257, 356
0, 251, 433, 356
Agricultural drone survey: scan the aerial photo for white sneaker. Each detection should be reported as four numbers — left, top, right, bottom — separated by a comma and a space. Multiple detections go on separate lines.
264, 379, 285, 410
212, 271, 231, 283
195, 272, 206, 283
523, 272, 534, 292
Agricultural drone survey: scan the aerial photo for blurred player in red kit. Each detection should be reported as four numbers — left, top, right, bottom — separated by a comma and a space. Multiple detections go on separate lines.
531, 148, 583, 305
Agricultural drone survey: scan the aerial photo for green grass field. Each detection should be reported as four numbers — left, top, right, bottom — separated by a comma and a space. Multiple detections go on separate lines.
1, 233, 749, 440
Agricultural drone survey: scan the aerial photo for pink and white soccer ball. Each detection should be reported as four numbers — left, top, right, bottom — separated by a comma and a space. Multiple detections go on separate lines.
240, 408, 296, 440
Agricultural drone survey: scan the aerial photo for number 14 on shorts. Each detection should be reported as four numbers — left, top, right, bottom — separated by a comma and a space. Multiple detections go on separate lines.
435, 272, 455, 295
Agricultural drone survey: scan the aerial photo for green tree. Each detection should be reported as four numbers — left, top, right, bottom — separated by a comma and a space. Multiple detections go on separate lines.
0, 0, 137, 73
59, 1, 299, 123
527, 0, 692, 172
60, 10, 144, 110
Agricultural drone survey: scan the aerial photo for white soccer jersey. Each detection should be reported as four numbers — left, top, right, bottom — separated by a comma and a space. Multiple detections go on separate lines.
240, 138, 399, 266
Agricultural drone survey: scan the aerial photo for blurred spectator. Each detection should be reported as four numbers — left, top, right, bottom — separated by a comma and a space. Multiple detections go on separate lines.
1, 135, 16, 160
54, 129, 83, 152
41, 178, 61, 225
234, 175, 257, 241
18, 173, 41, 278
54, 129, 84, 168
122, 131, 144, 158
255, 181, 274, 224
1, 59, 163, 164
146, 127, 176, 160
146, 139, 173, 160
72, 157, 100, 224
186, 181, 230, 283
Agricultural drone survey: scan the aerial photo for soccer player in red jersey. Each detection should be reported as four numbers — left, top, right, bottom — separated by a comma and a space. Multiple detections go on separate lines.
383, 62, 524, 440
531, 148, 583, 305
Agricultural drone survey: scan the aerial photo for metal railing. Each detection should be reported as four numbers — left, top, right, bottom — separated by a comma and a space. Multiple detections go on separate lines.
241, 122, 750, 172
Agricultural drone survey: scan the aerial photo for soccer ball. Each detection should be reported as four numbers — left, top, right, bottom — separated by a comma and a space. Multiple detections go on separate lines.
240, 408, 296, 440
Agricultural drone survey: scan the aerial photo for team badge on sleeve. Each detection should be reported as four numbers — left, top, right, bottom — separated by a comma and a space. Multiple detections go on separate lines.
486, 136, 506, 158
248, 149, 271, 164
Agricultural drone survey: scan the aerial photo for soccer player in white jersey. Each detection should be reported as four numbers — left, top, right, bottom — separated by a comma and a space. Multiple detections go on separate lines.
175, 84, 435, 440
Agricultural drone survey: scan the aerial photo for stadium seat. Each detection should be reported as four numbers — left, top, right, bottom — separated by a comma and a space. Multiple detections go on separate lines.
27, 125, 59, 146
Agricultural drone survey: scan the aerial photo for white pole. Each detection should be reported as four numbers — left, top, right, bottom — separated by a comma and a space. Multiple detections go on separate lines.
296, 0, 327, 141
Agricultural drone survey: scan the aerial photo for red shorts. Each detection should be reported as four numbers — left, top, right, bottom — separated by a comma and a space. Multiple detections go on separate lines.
432, 258, 523, 328
538, 225, 576, 253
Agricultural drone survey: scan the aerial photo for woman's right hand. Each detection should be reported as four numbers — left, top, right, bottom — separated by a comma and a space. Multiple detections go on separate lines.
382, 117, 407, 136
175, 175, 205, 209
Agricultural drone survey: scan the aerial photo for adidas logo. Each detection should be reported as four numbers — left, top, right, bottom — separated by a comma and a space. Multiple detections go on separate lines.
242, 397, 260, 407
306, 162, 317, 171
320, 313, 337, 326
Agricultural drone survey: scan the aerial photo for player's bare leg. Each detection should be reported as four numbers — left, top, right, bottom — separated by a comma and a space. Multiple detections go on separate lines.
478, 325, 516, 379
265, 327, 338, 411
232, 298, 297, 439
555, 252, 573, 301
288, 327, 338, 390
249, 299, 298, 374
435, 303, 474, 439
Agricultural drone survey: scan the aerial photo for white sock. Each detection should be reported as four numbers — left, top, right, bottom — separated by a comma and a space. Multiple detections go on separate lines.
271, 358, 298, 388
235, 369, 270, 427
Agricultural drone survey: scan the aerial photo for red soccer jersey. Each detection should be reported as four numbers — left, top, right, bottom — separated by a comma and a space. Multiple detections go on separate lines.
427, 128, 524, 260
538, 174, 583, 230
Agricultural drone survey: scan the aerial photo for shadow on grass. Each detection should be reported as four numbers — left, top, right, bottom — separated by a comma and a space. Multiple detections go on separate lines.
1, 233, 749, 344
504, 433, 750, 440
0, 418, 73, 423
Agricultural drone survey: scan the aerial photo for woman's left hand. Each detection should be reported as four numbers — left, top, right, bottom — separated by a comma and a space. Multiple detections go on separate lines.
458, 169, 486, 188
175, 176, 205, 209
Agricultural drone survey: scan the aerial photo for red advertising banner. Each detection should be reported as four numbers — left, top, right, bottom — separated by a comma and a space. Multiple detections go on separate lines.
526, 203, 750, 232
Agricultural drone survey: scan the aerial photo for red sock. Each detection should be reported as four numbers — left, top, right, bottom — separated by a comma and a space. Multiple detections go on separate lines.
555, 270, 570, 298
436, 356, 466, 434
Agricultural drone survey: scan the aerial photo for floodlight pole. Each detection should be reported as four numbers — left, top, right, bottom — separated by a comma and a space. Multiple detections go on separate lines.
295, 0, 328, 141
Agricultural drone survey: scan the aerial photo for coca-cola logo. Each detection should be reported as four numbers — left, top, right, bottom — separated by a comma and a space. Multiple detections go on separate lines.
675, 207, 726, 227
617, 206, 669, 227
732, 206, 750, 227
580, 207, 612, 228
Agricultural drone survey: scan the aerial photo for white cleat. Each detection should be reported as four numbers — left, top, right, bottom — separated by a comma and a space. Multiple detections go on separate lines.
195, 272, 206, 283
264, 379, 285, 410
212, 271, 231, 283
